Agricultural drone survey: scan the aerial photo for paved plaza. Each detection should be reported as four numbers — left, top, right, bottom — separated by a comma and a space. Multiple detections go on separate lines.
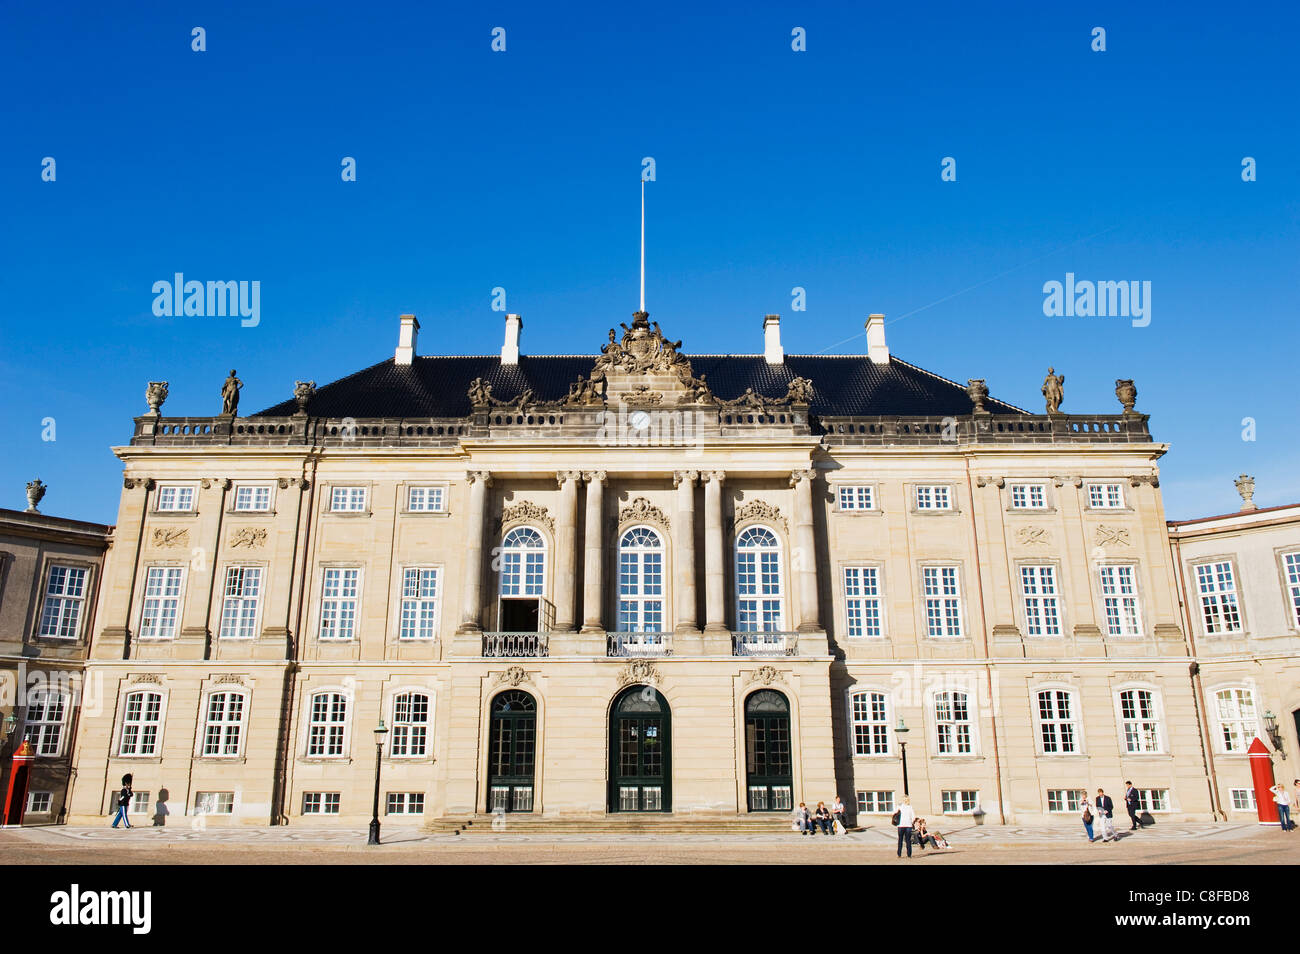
2, 821, 1296, 865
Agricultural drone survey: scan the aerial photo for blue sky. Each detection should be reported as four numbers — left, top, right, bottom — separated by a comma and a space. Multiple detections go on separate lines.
2, 0, 1296, 524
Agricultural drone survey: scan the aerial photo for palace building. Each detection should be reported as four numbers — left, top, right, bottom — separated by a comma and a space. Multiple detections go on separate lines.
50, 308, 1297, 828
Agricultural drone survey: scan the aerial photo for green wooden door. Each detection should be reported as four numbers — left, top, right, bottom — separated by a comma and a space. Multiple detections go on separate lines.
745, 690, 793, 812
609, 686, 671, 812
487, 690, 536, 812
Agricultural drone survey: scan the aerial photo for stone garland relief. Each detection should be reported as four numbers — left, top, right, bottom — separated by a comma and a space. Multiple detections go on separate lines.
733, 500, 787, 533
618, 496, 670, 530
1094, 525, 1131, 547
744, 665, 788, 686
497, 501, 554, 533
1017, 526, 1050, 546
151, 527, 189, 548
493, 666, 533, 687
229, 527, 267, 548
617, 659, 662, 687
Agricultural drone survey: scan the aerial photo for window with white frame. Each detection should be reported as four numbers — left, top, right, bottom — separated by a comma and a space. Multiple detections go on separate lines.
307, 692, 347, 757
233, 485, 271, 512
156, 485, 194, 512
302, 792, 340, 814
1118, 688, 1162, 754
914, 485, 951, 510
1230, 788, 1257, 811
1009, 483, 1047, 509
399, 568, 440, 640
1099, 565, 1142, 637
407, 486, 445, 512
941, 790, 979, 814
390, 692, 429, 757
37, 565, 88, 639
119, 690, 163, 756
1047, 789, 1087, 812
139, 566, 184, 639
1020, 565, 1061, 637
1133, 789, 1170, 812
1036, 689, 1079, 754
194, 791, 234, 815
1213, 687, 1259, 753
131, 791, 151, 814
201, 691, 246, 757
26, 791, 52, 814
843, 566, 883, 638
934, 691, 973, 754
1284, 552, 1300, 629
386, 792, 425, 815
330, 486, 367, 512
856, 791, 895, 814
319, 568, 360, 640
1088, 483, 1125, 509
735, 526, 784, 632
922, 566, 962, 637
218, 566, 262, 639
1195, 562, 1242, 634
850, 690, 890, 756
500, 527, 546, 597
618, 526, 665, 632
838, 486, 874, 511
24, 689, 68, 756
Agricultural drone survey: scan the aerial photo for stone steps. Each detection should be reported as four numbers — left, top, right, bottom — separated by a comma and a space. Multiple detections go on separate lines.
428, 813, 805, 834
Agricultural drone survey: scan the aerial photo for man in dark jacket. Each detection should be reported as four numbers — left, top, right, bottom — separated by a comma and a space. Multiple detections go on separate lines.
1124, 781, 1142, 830
111, 773, 133, 829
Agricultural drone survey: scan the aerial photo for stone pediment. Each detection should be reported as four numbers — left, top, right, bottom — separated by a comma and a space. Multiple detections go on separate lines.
593, 311, 716, 406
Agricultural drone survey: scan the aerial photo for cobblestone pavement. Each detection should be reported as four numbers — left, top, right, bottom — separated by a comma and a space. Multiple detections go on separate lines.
2, 821, 1297, 864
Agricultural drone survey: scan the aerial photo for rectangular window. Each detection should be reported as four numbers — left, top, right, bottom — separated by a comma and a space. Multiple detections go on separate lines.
1285, 552, 1300, 629
302, 792, 341, 815
399, 568, 439, 640
838, 486, 874, 511
131, 791, 151, 814
855, 791, 895, 814
390, 693, 429, 757
843, 566, 882, 638
319, 568, 360, 640
851, 692, 890, 755
194, 791, 235, 815
330, 486, 367, 512
1134, 789, 1170, 812
934, 692, 973, 754
24, 690, 68, 756
307, 693, 347, 757
1196, 562, 1242, 634
922, 566, 962, 637
941, 790, 979, 814
218, 566, 261, 639
1214, 687, 1258, 753
26, 791, 52, 813
915, 485, 951, 510
140, 566, 184, 639
1230, 788, 1257, 811
1088, 483, 1124, 509
119, 691, 163, 757
1118, 689, 1162, 754
386, 793, 426, 815
1021, 565, 1061, 637
38, 565, 88, 639
233, 485, 271, 512
156, 485, 194, 512
1037, 689, 1078, 754
1047, 789, 1087, 813
201, 691, 245, 757
1010, 483, 1047, 509
1099, 565, 1142, 637
407, 486, 445, 512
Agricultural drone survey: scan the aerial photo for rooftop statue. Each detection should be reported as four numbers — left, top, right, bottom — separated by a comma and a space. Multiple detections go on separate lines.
221, 369, 243, 417
1042, 367, 1065, 415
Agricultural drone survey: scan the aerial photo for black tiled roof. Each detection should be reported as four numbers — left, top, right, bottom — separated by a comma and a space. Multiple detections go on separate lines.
255, 354, 1025, 419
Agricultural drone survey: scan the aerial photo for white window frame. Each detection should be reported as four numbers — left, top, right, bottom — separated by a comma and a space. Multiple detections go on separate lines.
617, 525, 667, 633
233, 484, 273, 512
26, 791, 53, 814
941, 790, 980, 814
118, 689, 166, 757
1283, 551, 1300, 630
1009, 482, 1048, 510
130, 790, 152, 814
319, 566, 361, 641
218, 565, 263, 640
933, 690, 976, 755
1046, 789, 1088, 813
199, 689, 248, 758
1098, 563, 1143, 638
37, 564, 90, 639
305, 690, 349, 758
914, 484, 952, 511
837, 485, 875, 512
922, 564, 963, 638
1194, 561, 1243, 635
1115, 686, 1164, 755
735, 525, 785, 633
1229, 787, 1257, 811
842, 565, 884, 638
399, 566, 441, 640
1087, 482, 1125, 509
1034, 687, 1081, 755
156, 484, 196, 512
194, 791, 235, 815
302, 792, 341, 814
386, 792, 426, 815
1020, 564, 1062, 637
1211, 686, 1260, 754
855, 791, 896, 814
139, 565, 186, 640
848, 689, 892, 757
390, 690, 431, 758
329, 486, 368, 513
1133, 789, 1171, 812
23, 688, 70, 757
499, 526, 547, 599
406, 485, 447, 513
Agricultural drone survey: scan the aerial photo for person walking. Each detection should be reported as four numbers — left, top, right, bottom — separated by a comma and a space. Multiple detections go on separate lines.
1124, 781, 1142, 830
831, 795, 847, 834
110, 774, 133, 829
895, 796, 916, 858
1081, 791, 1096, 842
1095, 788, 1116, 842
1270, 784, 1293, 832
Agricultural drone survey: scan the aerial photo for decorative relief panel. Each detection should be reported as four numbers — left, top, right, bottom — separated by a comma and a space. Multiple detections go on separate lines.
497, 502, 554, 533
733, 500, 788, 533
1016, 526, 1051, 546
151, 527, 189, 548
743, 665, 788, 686
493, 666, 534, 687
230, 527, 267, 548
618, 496, 670, 530
1094, 525, 1131, 547
616, 659, 662, 687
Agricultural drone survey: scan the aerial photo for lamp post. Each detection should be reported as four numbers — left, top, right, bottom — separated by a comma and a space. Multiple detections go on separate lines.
368, 720, 389, 846
1264, 710, 1286, 758
896, 718, 910, 797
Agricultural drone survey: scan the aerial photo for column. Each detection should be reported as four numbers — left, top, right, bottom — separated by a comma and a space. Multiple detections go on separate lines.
456, 471, 491, 634
580, 471, 607, 633
702, 470, 727, 633
673, 471, 699, 633
554, 471, 581, 632
791, 468, 821, 632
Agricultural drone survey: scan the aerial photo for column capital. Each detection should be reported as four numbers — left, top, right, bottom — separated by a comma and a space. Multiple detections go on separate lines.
789, 468, 816, 487
701, 470, 726, 484
556, 470, 584, 487
466, 470, 493, 486
582, 470, 607, 484
673, 470, 699, 487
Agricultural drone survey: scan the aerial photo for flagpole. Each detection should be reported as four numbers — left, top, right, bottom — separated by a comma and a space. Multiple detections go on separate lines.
639, 177, 646, 313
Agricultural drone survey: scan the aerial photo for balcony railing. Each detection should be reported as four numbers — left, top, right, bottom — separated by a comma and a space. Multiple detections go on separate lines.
482, 632, 549, 657
732, 631, 799, 657
607, 632, 674, 657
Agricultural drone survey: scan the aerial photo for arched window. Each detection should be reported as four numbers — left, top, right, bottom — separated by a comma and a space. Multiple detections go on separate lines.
391, 691, 430, 757
618, 526, 665, 632
1213, 687, 1258, 753
499, 526, 547, 632
735, 526, 784, 632
1036, 689, 1079, 754
849, 689, 890, 756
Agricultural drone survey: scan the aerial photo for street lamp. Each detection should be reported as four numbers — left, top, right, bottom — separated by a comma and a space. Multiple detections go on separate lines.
1264, 710, 1285, 758
895, 718, 911, 797
368, 720, 389, 845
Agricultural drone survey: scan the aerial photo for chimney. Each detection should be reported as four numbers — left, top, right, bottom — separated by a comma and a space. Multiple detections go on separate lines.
501, 313, 523, 365
866, 313, 889, 365
763, 314, 784, 364
395, 314, 419, 365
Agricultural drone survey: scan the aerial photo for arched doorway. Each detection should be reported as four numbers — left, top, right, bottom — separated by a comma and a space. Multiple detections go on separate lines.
745, 690, 793, 812
609, 685, 671, 812
487, 690, 536, 813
